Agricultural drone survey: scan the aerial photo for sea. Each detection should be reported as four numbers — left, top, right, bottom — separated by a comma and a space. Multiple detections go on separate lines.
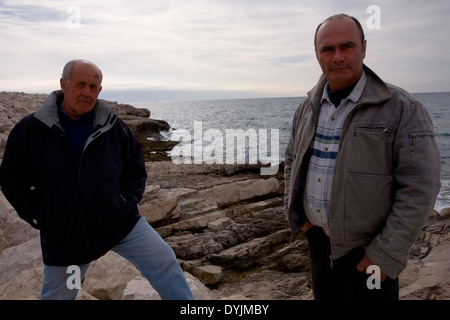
133, 92, 450, 212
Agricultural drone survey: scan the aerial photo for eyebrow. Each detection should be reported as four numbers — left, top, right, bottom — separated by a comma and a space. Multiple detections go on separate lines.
340, 41, 357, 47
76, 80, 99, 87
319, 41, 357, 52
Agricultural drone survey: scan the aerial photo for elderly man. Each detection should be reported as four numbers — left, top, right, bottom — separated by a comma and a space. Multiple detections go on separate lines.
0, 59, 193, 300
284, 14, 441, 299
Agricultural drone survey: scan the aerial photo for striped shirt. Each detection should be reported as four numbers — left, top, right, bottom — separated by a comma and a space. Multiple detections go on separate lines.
303, 72, 367, 232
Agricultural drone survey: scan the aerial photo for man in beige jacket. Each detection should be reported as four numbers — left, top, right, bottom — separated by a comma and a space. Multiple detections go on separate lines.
284, 14, 441, 299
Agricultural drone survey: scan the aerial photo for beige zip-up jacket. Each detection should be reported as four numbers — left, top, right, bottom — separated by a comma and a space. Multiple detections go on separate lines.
284, 65, 441, 279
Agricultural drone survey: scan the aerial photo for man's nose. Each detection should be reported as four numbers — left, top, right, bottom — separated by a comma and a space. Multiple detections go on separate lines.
332, 49, 345, 62
81, 86, 92, 96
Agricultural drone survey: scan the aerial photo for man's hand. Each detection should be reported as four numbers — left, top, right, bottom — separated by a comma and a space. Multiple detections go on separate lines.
357, 253, 386, 281
301, 220, 314, 232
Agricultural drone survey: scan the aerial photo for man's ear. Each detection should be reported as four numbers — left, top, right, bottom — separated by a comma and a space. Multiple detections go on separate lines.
362, 40, 367, 58
60, 78, 67, 93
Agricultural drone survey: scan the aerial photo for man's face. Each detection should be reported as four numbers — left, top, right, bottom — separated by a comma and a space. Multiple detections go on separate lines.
60, 62, 102, 120
315, 17, 366, 91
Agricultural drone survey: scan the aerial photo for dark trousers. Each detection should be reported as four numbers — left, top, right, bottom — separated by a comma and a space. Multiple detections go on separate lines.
306, 226, 399, 300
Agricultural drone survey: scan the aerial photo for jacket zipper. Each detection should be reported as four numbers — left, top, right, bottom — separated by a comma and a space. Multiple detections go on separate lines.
53, 124, 94, 253
77, 114, 117, 254
78, 128, 104, 254
353, 126, 395, 137
328, 102, 369, 262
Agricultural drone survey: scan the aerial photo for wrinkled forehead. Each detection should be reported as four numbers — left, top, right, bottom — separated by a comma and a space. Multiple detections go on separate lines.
71, 62, 102, 84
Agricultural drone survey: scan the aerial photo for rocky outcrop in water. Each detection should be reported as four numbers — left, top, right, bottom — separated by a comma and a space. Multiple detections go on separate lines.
0, 91, 174, 162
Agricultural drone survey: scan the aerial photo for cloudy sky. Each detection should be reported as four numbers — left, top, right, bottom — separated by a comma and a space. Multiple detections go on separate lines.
0, 0, 449, 103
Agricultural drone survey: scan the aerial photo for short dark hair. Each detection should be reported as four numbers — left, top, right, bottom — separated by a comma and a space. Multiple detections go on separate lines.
314, 14, 365, 48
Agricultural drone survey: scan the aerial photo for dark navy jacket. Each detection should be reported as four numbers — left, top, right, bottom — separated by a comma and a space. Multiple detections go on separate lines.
0, 90, 147, 266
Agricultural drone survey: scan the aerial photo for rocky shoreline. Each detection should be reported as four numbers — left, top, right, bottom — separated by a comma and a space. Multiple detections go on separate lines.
0, 91, 449, 300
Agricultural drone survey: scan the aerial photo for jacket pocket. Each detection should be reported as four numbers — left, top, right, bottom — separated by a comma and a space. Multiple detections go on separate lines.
28, 190, 46, 230
119, 194, 138, 218
343, 174, 394, 242
29, 205, 45, 230
406, 121, 436, 171
346, 120, 396, 175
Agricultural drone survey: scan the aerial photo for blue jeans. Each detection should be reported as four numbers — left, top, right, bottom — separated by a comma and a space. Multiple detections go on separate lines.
40, 216, 194, 300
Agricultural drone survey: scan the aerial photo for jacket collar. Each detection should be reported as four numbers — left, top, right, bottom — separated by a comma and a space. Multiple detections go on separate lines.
307, 65, 391, 117
34, 90, 117, 130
